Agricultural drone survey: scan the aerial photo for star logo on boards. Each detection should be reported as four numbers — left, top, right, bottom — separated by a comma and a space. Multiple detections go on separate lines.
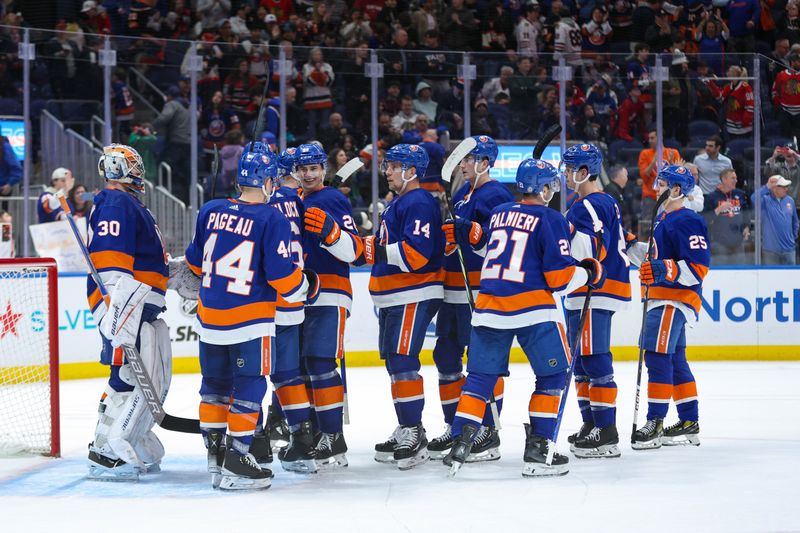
0, 301, 23, 340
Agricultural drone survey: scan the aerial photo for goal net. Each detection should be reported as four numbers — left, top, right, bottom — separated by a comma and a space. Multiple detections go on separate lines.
0, 258, 60, 457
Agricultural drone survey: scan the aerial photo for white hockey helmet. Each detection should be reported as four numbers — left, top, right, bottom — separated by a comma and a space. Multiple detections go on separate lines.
99, 144, 146, 193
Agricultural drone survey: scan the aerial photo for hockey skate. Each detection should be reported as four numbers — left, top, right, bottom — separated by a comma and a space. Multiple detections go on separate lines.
250, 428, 274, 468
427, 424, 454, 460
374, 426, 401, 464
218, 448, 273, 491
521, 424, 569, 477
266, 404, 290, 451
662, 420, 700, 446
567, 421, 595, 452
443, 424, 478, 478
314, 432, 348, 470
394, 423, 429, 471
87, 444, 140, 482
279, 420, 318, 473
466, 426, 501, 463
631, 418, 664, 450
205, 431, 226, 474
573, 425, 622, 458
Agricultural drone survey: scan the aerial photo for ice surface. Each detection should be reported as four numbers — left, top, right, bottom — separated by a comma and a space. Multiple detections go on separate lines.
1, 362, 798, 533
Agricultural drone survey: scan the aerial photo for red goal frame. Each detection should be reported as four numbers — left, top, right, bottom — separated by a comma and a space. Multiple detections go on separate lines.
0, 258, 60, 457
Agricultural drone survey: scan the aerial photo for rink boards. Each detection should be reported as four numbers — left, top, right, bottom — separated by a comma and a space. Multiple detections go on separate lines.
1, 267, 799, 380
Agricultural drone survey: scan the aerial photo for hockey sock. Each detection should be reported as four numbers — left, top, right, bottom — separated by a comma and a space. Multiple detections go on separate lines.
437, 372, 465, 424
672, 344, 699, 421
300, 358, 317, 430
199, 376, 233, 441
271, 369, 312, 430
582, 352, 617, 428
573, 355, 592, 424
452, 372, 497, 437
228, 375, 268, 455
306, 357, 344, 434
386, 353, 425, 426
270, 390, 285, 419
529, 372, 566, 439
481, 376, 504, 426
644, 350, 673, 420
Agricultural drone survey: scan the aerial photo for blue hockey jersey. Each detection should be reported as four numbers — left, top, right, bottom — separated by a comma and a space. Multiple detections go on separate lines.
86, 188, 168, 321
369, 187, 445, 308
270, 186, 305, 325
301, 186, 360, 310
647, 207, 711, 321
445, 180, 514, 304
566, 191, 632, 312
185, 198, 305, 344
473, 201, 579, 329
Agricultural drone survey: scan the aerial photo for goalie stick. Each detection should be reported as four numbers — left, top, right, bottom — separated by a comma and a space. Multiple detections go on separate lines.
441, 136, 501, 430
57, 192, 201, 434
630, 189, 671, 444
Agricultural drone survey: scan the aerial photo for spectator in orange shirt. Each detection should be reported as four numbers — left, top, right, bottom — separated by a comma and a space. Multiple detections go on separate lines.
637, 128, 681, 236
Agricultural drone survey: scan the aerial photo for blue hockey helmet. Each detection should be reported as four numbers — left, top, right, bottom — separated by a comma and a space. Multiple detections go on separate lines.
384, 143, 429, 178
242, 140, 271, 156
516, 158, 561, 196
657, 164, 695, 196
237, 150, 277, 189
470, 135, 499, 167
562, 143, 603, 177
278, 147, 298, 179
294, 143, 327, 168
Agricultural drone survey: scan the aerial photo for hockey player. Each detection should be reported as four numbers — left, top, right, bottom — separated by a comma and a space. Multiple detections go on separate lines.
184, 149, 320, 490
561, 144, 630, 458
442, 158, 605, 477
631, 165, 710, 449
86, 145, 171, 481
363, 144, 445, 470
297, 143, 362, 469
429, 135, 513, 461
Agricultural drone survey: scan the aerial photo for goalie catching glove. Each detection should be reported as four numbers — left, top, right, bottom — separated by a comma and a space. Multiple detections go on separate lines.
442, 218, 487, 249
304, 207, 341, 246
99, 276, 151, 348
640, 259, 678, 285
167, 255, 200, 300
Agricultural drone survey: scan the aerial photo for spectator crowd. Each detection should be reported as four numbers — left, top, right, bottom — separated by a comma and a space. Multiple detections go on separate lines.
0, 0, 798, 263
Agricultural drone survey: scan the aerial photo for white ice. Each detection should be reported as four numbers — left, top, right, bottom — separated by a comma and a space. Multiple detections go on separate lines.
1, 362, 798, 533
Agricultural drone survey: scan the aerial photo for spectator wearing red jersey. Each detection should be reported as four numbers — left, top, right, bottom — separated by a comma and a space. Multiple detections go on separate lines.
353, 0, 385, 22
706, 65, 754, 139
614, 86, 645, 142
772, 53, 800, 139
224, 58, 260, 116
302, 47, 335, 138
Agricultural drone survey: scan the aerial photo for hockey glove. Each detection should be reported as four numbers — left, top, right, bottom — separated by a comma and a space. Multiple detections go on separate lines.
624, 232, 638, 252
302, 268, 320, 305
167, 256, 200, 300
443, 218, 487, 250
362, 235, 387, 265
304, 207, 341, 246
640, 259, 678, 285
579, 257, 606, 289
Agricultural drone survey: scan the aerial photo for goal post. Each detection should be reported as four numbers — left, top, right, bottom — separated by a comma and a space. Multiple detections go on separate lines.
0, 258, 60, 457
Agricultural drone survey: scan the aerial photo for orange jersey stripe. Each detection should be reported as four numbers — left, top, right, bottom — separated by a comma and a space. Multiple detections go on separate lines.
199, 402, 229, 424
91, 250, 134, 272
657, 306, 675, 353
398, 303, 417, 355
270, 267, 303, 295
133, 269, 168, 292
530, 393, 560, 415
475, 290, 555, 312
557, 322, 571, 363
401, 242, 429, 270
672, 381, 698, 401
336, 307, 346, 358
87, 286, 103, 311
544, 265, 576, 289
261, 336, 272, 375
186, 260, 201, 276
317, 273, 353, 294
369, 270, 443, 293
648, 382, 673, 400
690, 263, 709, 280
570, 278, 632, 299
197, 300, 276, 326
645, 287, 702, 313
444, 270, 481, 288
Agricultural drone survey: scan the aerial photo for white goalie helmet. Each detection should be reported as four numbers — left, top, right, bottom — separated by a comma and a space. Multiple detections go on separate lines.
99, 144, 146, 193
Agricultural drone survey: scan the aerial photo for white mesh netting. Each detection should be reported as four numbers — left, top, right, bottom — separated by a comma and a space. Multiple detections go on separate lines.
0, 264, 54, 456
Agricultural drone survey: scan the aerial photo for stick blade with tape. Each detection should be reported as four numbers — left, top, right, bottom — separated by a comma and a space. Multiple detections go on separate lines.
332, 157, 364, 188
442, 137, 478, 185
533, 124, 562, 159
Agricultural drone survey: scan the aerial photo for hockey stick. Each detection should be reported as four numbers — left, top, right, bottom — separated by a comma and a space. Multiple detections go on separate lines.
545, 199, 603, 467
248, 79, 272, 152
630, 189, 671, 444
441, 137, 501, 429
57, 192, 201, 434
330, 157, 364, 189
209, 144, 220, 199
533, 124, 562, 160
340, 354, 350, 425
